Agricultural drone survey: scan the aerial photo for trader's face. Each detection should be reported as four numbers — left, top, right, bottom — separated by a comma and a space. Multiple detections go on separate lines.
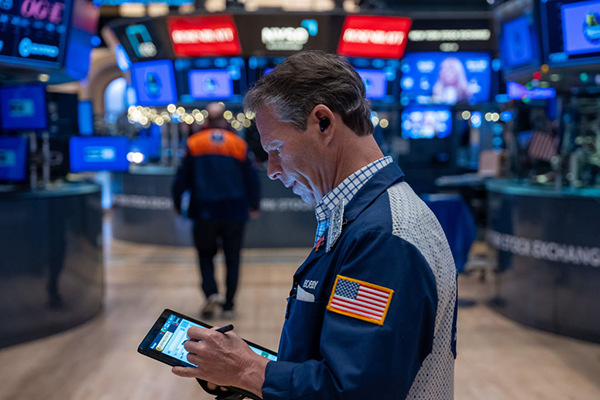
256, 108, 325, 205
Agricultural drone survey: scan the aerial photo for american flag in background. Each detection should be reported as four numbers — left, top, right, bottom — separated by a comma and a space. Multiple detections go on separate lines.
528, 131, 560, 162
327, 276, 393, 325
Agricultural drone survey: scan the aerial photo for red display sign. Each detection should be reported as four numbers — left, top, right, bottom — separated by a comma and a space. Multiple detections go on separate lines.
168, 15, 242, 57
337, 16, 412, 59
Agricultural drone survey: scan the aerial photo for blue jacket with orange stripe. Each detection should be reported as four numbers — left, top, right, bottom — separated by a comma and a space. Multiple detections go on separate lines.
172, 128, 260, 222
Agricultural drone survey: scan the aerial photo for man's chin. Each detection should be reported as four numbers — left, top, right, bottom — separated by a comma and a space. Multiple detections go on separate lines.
297, 191, 316, 206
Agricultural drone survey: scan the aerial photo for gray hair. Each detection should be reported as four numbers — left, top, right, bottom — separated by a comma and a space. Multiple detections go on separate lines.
244, 51, 373, 137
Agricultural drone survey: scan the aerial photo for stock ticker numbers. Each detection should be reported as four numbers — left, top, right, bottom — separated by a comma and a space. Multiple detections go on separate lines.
0, 0, 69, 68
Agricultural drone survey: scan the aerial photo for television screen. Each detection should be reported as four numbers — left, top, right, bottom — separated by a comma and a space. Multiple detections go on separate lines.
0, 85, 48, 131
356, 69, 387, 100
175, 57, 246, 103
501, 16, 535, 68
401, 108, 452, 139
494, 0, 541, 73
0, 136, 27, 181
562, 1, 600, 55
131, 60, 178, 106
78, 101, 94, 136
401, 52, 491, 106
69, 137, 130, 172
542, 0, 600, 66
189, 70, 234, 100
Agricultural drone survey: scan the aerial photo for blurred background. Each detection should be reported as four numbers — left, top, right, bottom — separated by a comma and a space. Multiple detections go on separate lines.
0, 0, 599, 399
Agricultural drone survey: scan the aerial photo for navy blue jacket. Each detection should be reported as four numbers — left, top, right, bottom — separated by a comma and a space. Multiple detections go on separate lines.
173, 128, 260, 222
261, 163, 457, 399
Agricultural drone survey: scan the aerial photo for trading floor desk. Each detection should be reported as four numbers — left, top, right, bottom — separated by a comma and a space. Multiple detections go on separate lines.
0, 183, 103, 348
111, 165, 315, 248
486, 180, 600, 342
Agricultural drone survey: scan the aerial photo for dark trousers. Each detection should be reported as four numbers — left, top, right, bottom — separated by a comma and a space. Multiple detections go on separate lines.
193, 220, 245, 310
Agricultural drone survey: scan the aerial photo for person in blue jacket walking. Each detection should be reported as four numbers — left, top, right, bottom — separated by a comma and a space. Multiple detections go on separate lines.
172, 51, 457, 400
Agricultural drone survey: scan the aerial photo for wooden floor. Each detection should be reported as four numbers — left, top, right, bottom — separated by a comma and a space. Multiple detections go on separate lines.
1, 238, 599, 400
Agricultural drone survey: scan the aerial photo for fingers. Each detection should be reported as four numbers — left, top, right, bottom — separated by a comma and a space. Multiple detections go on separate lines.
171, 366, 200, 378
187, 326, 211, 340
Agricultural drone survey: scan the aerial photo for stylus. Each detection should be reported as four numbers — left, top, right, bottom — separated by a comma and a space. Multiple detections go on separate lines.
215, 324, 234, 334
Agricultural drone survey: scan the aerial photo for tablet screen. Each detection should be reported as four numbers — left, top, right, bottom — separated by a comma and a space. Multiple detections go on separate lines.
149, 314, 277, 367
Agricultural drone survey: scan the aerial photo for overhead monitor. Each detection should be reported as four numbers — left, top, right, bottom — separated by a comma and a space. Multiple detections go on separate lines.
542, 0, 600, 66
494, 0, 542, 73
189, 70, 234, 100
400, 52, 491, 106
0, 0, 71, 69
355, 69, 387, 100
0, 136, 28, 182
175, 57, 246, 103
130, 59, 178, 106
69, 136, 130, 172
0, 85, 48, 131
401, 107, 452, 139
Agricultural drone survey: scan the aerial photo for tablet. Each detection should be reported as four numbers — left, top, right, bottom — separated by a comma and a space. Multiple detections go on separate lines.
138, 309, 277, 368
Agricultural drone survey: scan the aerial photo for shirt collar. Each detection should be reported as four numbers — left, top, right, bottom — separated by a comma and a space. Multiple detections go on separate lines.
314, 156, 393, 223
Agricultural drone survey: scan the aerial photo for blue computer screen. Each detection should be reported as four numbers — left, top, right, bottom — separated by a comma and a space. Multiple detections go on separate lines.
131, 60, 178, 106
78, 101, 94, 136
0, 85, 48, 131
189, 70, 234, 100
401, 108, 452, 139
562, 0, 600, 56
355, 69, 387, 100
501, 16, 535, 68
401, 52, 491, 105
0, 136, 27, 181
69, 136, 130, 172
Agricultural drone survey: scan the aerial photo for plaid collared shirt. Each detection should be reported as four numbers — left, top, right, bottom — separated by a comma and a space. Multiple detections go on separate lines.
314, 156, 393, 245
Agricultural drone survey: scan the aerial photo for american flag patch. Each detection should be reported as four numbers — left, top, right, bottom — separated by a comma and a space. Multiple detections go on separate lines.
327, 275, 393, 325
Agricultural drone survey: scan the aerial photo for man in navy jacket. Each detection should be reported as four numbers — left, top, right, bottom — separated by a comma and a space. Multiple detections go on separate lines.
173, 52, 457, 399
173, 102, 260, 318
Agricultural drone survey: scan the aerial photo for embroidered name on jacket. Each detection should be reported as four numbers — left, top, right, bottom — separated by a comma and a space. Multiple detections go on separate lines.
327, 275, 393, 325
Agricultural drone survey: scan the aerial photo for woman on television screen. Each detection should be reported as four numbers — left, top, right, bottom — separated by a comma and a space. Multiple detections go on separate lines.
432, 57, 471, 105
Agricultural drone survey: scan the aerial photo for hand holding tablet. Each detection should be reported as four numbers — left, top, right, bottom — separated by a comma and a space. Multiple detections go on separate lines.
138, 309, 276, 400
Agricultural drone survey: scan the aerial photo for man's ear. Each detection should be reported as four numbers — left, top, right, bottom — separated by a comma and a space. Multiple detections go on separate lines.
308, 105, 336, 144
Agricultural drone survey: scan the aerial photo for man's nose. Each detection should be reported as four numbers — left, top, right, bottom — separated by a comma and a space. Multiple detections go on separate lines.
267, 157, 282, 181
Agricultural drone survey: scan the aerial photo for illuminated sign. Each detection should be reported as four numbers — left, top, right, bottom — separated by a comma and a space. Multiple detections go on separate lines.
20, 0, 65, 23
126, 24, 157, 58
0, 0, 71, 68
261, 19, 317, 51
168, 15, 241, 57
337, 15, 412, 59
408, 30, 491, 42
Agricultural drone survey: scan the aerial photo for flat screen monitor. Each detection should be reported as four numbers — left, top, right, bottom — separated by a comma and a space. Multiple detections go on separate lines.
78, 101, 94, 136
175, 57, 246, 104
0, 136, 27, 182
494, 0, 542, 74
131, 60, 178, 106
501, 16, 536, 68
401, 52, 491, 106
189, 70, 234, 100
69, 136, 130, 172
0, 85, 48, 131
562, 1, 600, 55
355, 69, 387, 100
401, 108, 452, 139
542, 0, 600, 66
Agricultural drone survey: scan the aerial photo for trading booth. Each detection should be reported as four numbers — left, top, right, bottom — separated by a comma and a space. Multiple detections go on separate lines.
487, 0, 600, 342
0, 0, 102, 347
